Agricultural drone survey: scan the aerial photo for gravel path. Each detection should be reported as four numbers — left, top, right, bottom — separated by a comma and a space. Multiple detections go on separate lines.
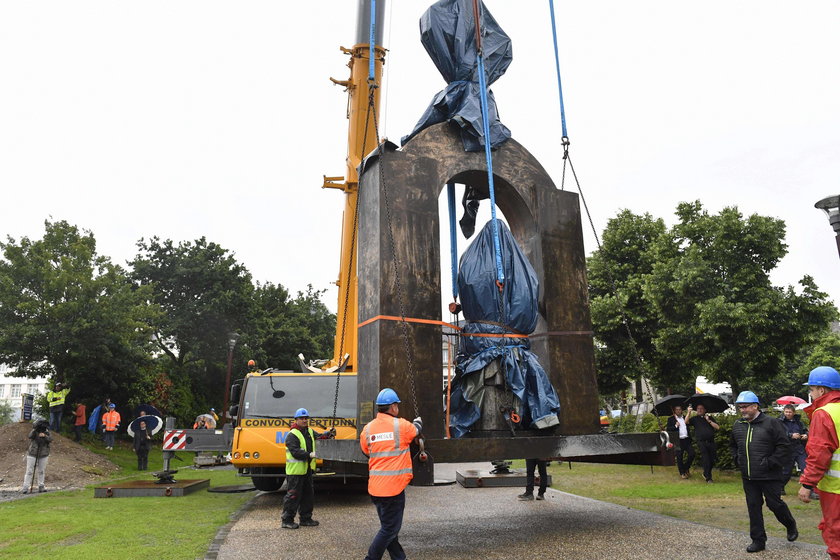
212, 463, 826, 560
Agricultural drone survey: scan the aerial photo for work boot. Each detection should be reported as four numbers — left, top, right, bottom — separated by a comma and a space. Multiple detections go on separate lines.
787, 523, 798, 542
536, 493, 545, 501
38, 485, 45, 493
299, 519, 319, 527
19, 487, 28, 494
517, 492, 534, 501
281, 521, 299, 529
746, 541, 765, 553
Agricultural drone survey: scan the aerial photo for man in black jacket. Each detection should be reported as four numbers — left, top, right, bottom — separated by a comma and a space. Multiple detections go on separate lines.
730, 391, 798, 553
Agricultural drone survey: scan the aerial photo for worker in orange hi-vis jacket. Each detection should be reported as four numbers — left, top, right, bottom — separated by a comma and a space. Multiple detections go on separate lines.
359, 388, 422, 560
101, 403, 121, 450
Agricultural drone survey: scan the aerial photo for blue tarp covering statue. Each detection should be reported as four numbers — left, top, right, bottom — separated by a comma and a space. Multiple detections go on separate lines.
401, 0, 512, 152
448, 220, 561, 438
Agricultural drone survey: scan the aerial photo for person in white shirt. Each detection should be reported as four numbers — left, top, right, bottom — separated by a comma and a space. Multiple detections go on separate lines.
666, 405, 696, 479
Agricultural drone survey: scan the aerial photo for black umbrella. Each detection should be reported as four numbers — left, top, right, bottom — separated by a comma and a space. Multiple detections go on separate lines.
684, 393, 728, 413
135, 404, 162, 417
127, 415, 163, 437
653, 395, 688, 416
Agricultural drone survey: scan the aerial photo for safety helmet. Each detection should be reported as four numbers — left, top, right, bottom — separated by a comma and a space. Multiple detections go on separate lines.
734, 391, 759, 404
247, 359, 256, 367
294, 408, 310, 418
375, 388, 401, 406
803, 366, 840, 390
108, 403, 116, 408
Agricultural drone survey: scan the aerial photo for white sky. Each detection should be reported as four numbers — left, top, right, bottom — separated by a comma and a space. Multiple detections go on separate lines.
1, 1, 838, 315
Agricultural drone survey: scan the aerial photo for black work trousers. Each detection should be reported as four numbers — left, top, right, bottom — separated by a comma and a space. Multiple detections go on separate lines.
282, 473, 314, 523
73, 424, 84, 442
136, 449, 149, 470
742, 478, 796, 543
525, 459, 548, 495
697, 439, 716, 481
675, 437, 695, 475
365, 491, 406, 560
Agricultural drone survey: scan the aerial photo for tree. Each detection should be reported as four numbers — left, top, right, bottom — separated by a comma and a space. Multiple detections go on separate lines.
131, 237, 257, 421
254, 283, 336, 370
588, 210, 670, 395
644, 201, 837, 395
0, 220, 157, 406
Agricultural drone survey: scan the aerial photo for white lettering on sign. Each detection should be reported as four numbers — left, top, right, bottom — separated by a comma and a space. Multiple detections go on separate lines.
368, 431, 394, 443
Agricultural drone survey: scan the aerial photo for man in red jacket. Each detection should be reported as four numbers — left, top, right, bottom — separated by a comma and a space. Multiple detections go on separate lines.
797, 366, 840, 560
360, 388, 422, 560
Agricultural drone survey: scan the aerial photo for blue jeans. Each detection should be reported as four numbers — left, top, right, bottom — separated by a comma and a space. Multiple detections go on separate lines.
49, 408, 63, 433
365, 491, 406, 560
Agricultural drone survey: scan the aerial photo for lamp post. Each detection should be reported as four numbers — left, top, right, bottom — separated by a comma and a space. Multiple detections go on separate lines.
815, 195, 840, 259
223, 332, 240, 425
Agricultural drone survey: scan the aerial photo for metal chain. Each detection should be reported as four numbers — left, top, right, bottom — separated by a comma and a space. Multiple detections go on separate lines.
565, 150, 659, 429
369, 92, 421, 419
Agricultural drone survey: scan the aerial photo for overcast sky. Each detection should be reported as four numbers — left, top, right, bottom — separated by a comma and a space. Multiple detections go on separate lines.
1, 1, 838, 316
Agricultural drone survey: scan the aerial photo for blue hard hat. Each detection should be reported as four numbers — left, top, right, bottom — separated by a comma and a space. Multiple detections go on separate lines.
108, 403, 116, 408
294, 408, 310, 418
375, 388, 401, 406
803, 366, 840, 390
735, 391, 759, 404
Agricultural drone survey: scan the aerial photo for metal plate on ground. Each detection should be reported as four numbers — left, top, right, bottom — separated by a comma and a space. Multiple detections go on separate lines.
207, 484, 256, 493
455, 469, 552, 488
94, 479, 209, 498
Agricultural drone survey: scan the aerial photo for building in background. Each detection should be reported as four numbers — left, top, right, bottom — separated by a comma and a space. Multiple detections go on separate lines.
0, 363, 49, 421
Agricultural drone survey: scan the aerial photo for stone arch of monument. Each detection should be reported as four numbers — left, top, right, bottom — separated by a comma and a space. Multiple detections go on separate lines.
357, 121, 600, 440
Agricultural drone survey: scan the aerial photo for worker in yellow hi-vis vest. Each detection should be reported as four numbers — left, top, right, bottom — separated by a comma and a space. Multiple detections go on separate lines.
46, 382, 70, 434
798, 367, 840, 560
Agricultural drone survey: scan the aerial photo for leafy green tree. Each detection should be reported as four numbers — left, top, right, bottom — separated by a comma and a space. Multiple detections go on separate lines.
588, 210, 685, 395
131, 237, 257, 421
0, 220, 158, 407
644, 201, 837, 395
255, 283, 336, 370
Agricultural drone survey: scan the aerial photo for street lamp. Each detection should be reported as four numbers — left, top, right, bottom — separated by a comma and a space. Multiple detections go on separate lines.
815, 195, 840, 259
223, 332, 240, 425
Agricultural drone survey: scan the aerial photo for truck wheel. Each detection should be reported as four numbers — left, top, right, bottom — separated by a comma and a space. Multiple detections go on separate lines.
252, 476, 284, 492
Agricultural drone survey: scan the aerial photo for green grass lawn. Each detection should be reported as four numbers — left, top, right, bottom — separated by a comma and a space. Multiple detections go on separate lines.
537, 461, 825, 546
0, 439, 252, 560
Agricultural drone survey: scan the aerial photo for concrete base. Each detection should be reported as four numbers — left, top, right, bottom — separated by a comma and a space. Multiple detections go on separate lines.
94, 479, 209, 498
455, 468, 552, 489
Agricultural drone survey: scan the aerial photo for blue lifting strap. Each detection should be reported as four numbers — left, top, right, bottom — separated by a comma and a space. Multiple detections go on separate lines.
548, 0, 569, 140
369, 0, 376, 83
447, 183, 459, 300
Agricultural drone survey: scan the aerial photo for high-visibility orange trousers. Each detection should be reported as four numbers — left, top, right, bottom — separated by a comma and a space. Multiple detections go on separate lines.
817, 489, 840, 560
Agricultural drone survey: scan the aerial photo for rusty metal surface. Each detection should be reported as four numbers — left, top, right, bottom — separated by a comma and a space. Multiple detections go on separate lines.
318, 432, 665, 466
357, 122, 599, 443
93, 478, 209, 498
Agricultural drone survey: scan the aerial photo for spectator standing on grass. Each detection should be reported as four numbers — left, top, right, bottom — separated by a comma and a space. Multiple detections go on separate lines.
666, 405, 695, 479
46, 382, 70, 433
72, 402, 86, 442
133, 419, 153, 471
688, 404, 719, 483
20, 419, 51, 493
730, 390, 798, 553
101, 403, 120, 450
797, 366, 840, 560
779, 404, 810, 492
518, 458, 548, 501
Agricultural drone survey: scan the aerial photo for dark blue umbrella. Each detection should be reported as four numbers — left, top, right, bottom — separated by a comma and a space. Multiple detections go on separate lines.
135, 404, 162, 417
127, 415, 162, 437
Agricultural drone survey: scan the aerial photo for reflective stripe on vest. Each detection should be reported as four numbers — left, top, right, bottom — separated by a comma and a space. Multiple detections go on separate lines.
285, 428, 316, 475
816, 402, 840, 494
364, 415, 414, 497
102, 411, 120, 431
47, 389, 69, 408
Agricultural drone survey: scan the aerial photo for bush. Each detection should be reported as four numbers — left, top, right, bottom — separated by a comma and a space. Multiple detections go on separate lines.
0, 400, 14, 426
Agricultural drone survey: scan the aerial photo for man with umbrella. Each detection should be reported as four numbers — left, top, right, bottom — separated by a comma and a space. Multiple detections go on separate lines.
665, 404, 695, 479
797, 366, 840, 559
685, 393, 726, 483
730, 390, 797, 553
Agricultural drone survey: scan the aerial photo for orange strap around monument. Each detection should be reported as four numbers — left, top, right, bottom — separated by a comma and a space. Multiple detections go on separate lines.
357, 315, 592, 338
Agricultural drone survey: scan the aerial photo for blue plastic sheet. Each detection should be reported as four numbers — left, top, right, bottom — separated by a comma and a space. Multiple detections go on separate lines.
401, 0, 512, 152
449, 221, 561, 438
